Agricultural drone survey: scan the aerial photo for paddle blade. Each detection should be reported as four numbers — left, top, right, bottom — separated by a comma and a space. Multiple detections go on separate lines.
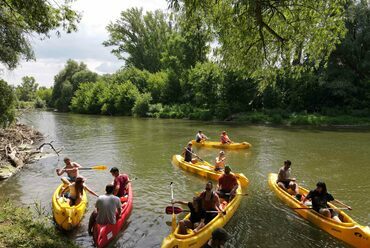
165, 206, 184, 214
90, 165, 108, 170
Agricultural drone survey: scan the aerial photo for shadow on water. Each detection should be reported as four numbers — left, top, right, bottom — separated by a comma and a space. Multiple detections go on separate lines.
0, 111, 367, 247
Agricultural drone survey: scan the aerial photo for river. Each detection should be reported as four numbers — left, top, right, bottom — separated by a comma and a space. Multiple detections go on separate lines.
0, 111, 369, 248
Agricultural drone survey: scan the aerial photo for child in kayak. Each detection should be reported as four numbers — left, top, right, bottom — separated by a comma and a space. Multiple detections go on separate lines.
215, 151, 226, 171
195, 130, 208, 143
277, 160, 299, 196
172, 197, 206, 234
59, 176, 98, 206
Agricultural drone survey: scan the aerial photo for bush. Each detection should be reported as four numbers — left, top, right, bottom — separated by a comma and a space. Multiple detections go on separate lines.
0, 79, 16, 128
132, 93, 152, 117
34, 98, 46, 108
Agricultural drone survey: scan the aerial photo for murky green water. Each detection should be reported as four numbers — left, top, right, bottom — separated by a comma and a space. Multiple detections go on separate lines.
0, 111, 369, 247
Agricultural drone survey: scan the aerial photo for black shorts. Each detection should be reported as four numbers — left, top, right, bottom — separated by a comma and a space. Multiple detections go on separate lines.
205, 212, 217, 224
278, 181, 290, 188
217, 189, 231, 200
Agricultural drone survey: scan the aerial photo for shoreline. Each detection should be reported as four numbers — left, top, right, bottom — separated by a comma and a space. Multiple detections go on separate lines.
0, 123, 43, 180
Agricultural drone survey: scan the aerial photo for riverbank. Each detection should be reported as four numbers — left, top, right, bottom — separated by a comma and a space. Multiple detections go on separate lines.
0, 123, 43, 180
0, 200, 78, 248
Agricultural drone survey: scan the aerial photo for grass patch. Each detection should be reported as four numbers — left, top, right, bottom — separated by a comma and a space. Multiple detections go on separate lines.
0, 199, 78, 248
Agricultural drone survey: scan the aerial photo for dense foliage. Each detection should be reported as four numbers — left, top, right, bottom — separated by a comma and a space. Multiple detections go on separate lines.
0, 0, 80, 69
0, 80, 16, 128
51, 60, 98, 111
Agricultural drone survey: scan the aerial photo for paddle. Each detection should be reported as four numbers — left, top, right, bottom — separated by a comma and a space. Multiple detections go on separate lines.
293, 207, 350, 210
165, 206, 220, 214
170, 182, 176, 231
64, 165, 108, 171
185, 148, 205, 162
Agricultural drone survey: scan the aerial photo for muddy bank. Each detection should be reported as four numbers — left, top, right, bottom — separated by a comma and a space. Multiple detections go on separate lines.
0, 123, 43, 180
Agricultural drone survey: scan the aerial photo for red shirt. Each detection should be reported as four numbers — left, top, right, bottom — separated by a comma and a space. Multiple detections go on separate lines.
218, 174, 237, 192
114, 174, 129, 197
220, 135, 230, 144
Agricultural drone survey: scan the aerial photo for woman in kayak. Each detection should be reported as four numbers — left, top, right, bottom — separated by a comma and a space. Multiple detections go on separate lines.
172, 197, 206, 234
215, 151, 226, 171
220, 131, 232, 144
59, 176, 98, 206
182, 142, 198, 164
302, 182, 352, 222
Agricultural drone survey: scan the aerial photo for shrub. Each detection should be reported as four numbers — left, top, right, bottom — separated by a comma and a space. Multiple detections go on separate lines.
132, 93, 152, 117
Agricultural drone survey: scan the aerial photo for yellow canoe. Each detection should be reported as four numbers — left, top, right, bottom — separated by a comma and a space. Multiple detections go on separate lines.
268, 173, 370, 248
52, 182, 88, 231
161, 180, 243, 248
191, 140, 251, 149
172, 154, 249, 188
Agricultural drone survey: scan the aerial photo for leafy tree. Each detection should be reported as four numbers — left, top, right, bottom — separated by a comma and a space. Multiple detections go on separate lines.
36, 87, 53, 107
51, 60, 98, 111
104, 8, 172, 72
15, 76, 39, 102
0, 0, 80, 69
132, 93, 152, 117
0, 79, 16, 127
169, 0, 347, 80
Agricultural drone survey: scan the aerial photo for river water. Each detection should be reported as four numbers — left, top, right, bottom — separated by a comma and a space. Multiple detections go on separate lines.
0, 111, 369, 248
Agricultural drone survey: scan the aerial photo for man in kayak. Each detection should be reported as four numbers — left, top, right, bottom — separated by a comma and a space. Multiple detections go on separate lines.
110, 167, 130, 197
182, 142, 198, 164
199, 181, 224, 224
88, 184, 122, 235
215, 151, 226, 171
172, 197, 206, 234
277, 160, 299, 196
56, 157, 82, 182
203, 228, 230, 248
302, 182, 352, 223
220, 131, 232, 144
217, 166, 238, 200
195, 130, 208, 143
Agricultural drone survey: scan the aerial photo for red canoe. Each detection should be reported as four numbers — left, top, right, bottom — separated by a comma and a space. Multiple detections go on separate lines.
93, 183, 133, 248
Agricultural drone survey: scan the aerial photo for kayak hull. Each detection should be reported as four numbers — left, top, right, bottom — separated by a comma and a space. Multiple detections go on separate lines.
191, 140, 251, 149
93, 183, 133, 248
172, 154, 249, 188
161, 181, 243, 248
52, 182, 88, 231
268, 173, 370, 248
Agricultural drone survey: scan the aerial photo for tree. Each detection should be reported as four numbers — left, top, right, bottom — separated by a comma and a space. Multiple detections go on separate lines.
169, 0, 347, 80
51, 60, 98, 111
16, 76, 38, 102
104, 8, 172, 72
0, 0, 80, 69
36, 86, 53, 108
0, 79, 16, 128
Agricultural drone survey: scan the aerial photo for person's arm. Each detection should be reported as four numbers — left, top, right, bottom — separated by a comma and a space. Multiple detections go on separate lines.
59, 184, 71, 197
193, 218, 205, 233
302, 191, 313, 204
182, 148, 186, 156
72, 162, 82, 168
214, 194, 225, 214
230, 183, 238, 195
84, 185, 99, 197
171, 200, 188, 205
56, 168, 66, 176
116, 198, 122, 217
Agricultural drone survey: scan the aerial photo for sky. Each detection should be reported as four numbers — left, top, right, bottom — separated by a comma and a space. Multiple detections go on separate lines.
1, 0, 168, 87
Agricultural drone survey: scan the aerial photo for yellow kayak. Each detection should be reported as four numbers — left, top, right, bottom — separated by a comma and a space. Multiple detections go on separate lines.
52, 182, 88, 231
172, 154, 249, 188
161, 180, 243, 248
191, 140, 251, 149
268, 173, 370, 248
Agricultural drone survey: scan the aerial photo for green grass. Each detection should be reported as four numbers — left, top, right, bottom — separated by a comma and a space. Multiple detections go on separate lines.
0, 200, 79, 248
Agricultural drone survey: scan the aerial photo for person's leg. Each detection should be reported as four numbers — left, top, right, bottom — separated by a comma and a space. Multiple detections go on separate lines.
192, 158, 198, 164
288, 182, 298, 195
88, 209, 98, 235
277, 182, 288, 191
330, 210, 342, 223
179, 220, 192, 234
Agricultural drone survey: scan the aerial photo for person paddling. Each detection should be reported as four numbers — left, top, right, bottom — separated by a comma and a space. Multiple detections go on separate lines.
217, 166, 238, 200
277, 160, 299, 196
88, 184, 122, 235
195, 130, 209, 143
182, 142, 198, 164
302, 182, 352, 223
59, 176, 98, 206
215, 151, 226, 171
199, 181, 224, 224
56, 157, 82, 182
220, 131, 232, 144
110, 167, 130, 198
172, 197, 206, 234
